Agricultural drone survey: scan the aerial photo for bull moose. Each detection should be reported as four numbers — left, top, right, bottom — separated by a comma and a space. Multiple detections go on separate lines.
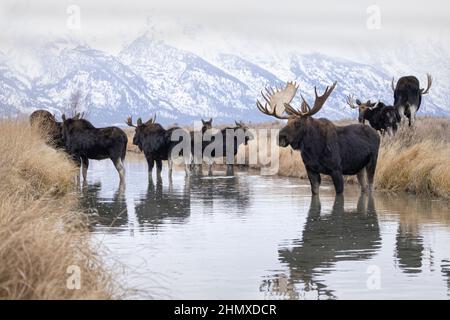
61, 114, 128, 184
257, 81, 380, 195
29, 110, 64, 148
126, 115, 182, 180
391, 74, 432, 126
346, 96, 401, 136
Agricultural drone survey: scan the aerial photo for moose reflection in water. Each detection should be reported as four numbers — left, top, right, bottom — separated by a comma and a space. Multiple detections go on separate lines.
188, 175, 251, 215
261, 194, 381, 299
135, 177, 191, 228
395, 224, 424, 274
80, 183, 128, 229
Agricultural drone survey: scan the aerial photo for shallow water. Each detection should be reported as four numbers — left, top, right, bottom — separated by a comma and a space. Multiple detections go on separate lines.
80, 159, 450, 299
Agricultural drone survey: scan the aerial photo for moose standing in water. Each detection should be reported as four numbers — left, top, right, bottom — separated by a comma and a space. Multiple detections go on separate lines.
126, 115, 182, 180
202, 120, 254, 176
61, 114, 128, 184
257, 81, 380, 195
391, 74, 432, 126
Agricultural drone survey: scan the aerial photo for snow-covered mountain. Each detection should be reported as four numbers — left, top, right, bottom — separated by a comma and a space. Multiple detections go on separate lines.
0, 35, 448, 125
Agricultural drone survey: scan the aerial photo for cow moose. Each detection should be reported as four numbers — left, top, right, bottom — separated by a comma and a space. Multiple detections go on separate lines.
257, 81, 380, 195
29, 110, 65, 148
61, 114, 128, 184
391, 74, 432, 126
189, 118, 213, 174
346, 95, 401, 136
126, 115, 182, 180
202, 120, 254, 175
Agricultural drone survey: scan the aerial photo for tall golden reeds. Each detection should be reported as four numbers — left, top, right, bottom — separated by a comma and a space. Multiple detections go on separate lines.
0, 120, 119, 299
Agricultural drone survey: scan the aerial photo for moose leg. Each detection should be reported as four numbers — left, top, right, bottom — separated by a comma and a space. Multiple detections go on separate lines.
185, 153, 193, 176
156, 160, 163, 179
226, 164, 234, 176
306, 169, 321, 195
146, 155, 155, 181
72, 155, 82, 185
81, 157, 89, 183
366, 159, 377, 192
168, 157, 173, 178
330, 170, 344, 194
113, 158, 126, 184
204, 156, 213, 176
357, 169, 368, 193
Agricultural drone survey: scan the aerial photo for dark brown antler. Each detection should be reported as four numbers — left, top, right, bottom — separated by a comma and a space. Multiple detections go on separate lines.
284, 82, 337, 117
256, 81, 299, 119
146, 114, 156, 125
421, 73, 432, 94
125, 116, 136, 127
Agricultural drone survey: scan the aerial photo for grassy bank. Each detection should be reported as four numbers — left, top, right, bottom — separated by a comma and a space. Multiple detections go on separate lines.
246, 117, 450, 200
0, 121, 117, 299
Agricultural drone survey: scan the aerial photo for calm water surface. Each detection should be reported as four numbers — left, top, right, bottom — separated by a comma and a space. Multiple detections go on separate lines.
80, 159, 450, 299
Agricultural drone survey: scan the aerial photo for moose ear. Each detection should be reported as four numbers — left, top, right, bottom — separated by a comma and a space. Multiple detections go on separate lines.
356, 99, 362, 106
201, 119, 205, 124
208, 118, 212, 123
137, 118, 143, 126
62, 114, 66, 122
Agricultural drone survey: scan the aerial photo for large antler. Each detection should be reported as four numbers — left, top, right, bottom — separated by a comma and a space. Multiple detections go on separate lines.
284, 82, 337, 117
256, 81, 299, 119
346, 95, 359, 109
421, 73, 432, 94
125, 116, 136, 127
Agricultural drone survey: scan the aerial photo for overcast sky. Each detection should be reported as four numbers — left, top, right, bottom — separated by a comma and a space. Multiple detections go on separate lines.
1, 0, 449, 58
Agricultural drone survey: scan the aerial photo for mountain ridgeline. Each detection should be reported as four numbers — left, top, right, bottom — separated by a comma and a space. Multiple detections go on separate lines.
0, 36, 448, 126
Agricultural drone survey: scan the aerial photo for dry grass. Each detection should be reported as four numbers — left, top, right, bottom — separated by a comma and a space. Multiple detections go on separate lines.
246, 117, 450, 199
376, 118, 450, 199
0, 120, 118, 299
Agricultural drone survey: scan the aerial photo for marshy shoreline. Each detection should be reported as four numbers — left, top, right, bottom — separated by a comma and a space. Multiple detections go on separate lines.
0, 120, 120, 299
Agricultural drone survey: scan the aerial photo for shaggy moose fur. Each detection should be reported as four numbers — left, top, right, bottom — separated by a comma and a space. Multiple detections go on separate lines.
278, 117, 380, 194
392, 74, 432, 126
127, 116, 182, 179
357, 101, 401, 135
257, 81, 381, 195
203, 121, 254, 175
61, 115, 128, 184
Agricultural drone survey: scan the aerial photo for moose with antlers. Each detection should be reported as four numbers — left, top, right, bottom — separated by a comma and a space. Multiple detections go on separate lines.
346, 96, 401, 136
126, 115, 183, 180
391, 74, 432, 126
257, 81, 380, 195
203, 120, 254, 176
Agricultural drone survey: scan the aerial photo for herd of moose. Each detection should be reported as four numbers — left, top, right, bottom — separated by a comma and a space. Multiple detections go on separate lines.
29, 74, 432, 195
